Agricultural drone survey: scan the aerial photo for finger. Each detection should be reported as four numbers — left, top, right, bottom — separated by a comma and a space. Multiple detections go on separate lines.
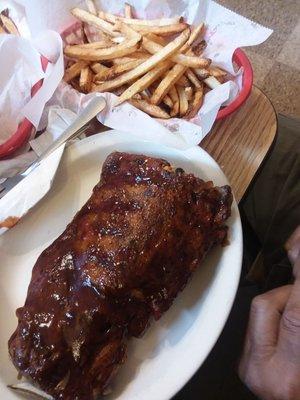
285, 225, 300, 265
278, 278, 300, 363
239, 286, 292, 381
248, 286, 292, 350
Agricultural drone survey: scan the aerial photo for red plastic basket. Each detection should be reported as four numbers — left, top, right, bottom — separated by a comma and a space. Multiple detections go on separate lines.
0, 42, 252, 159
216, 48, 253, 120
0, 56, 49, 159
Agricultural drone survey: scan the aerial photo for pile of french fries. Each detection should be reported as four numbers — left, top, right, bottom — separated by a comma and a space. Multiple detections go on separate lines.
63, 1, 228, 119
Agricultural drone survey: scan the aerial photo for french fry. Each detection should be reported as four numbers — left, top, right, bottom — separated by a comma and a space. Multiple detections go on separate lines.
94, 28, 190, 92
148, 22, 202, 61
186, 22, 204, 46
114, 61, 171, 104
150, 46, 201, 105
173, 53, 210, 68
192, 39, 207, 56
71, 8, 119, 37
79, 66, 93, 92
204, 75, 221, 89
111, 53, 149, 65
0, 14, 19, 35
0, 26, 5, 33
151, 62, 186, 105
113, 59, 147, 75
177, 75, 190, 87
185, 86, 203, 119
128, 50, 150, 56
209, 66, 227, 78
125, 3, 133, 19
111, 56, 139, 65
177, 85, 189, 116
99, 11, 182, 26
185, 86, 193, 101
122, 15, 183, 27
85, 0, 97, 15
94, 67, 112, 81
193, 68, 210, 79
130, 99, 170, 119
64, 37, 141, 61
112, 58, 146, 74
145, 33, 167, 46
142, 36, 211, 68
64, 60, 89, 82
162, 94, 173, 108
169, 86, 180, 117
132, 23, 188, 36
115, 22, 142, 41
91, 62, 109, 74
146, 22, 203, 54
185, 68, 202, 88
92, 83, 128, 95
70, 40, 114, 49
96, 59, 145, 81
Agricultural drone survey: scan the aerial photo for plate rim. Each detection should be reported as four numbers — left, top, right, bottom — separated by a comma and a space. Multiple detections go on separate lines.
1, 131, 243, 400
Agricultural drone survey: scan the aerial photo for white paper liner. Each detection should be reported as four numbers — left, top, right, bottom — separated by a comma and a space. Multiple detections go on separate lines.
0, 0, 272, 234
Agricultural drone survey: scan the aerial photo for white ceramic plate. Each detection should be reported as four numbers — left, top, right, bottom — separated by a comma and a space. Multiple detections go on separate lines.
0, 131, 242, 400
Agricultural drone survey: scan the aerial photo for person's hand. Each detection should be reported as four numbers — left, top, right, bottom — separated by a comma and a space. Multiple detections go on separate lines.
239, 227, 300, 400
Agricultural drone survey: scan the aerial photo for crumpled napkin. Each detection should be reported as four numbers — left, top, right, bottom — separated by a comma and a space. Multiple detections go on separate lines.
0, 0, 64, 179
0, 34, 43, 144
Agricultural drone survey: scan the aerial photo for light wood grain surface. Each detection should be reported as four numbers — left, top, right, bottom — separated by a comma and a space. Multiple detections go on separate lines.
201, 86, 277, 202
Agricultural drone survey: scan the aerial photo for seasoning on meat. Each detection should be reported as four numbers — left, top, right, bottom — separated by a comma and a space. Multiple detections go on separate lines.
9, 152, 232, 400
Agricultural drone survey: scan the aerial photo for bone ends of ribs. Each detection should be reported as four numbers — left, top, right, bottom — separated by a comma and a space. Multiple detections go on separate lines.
8, 152, 232, 400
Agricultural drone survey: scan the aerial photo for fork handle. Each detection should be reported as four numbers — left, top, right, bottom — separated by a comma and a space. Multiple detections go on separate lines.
38, 96, 106, 162
23, 96, 106, 176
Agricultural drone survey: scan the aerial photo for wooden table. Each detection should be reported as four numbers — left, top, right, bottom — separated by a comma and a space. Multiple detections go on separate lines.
202, 86, 277, 202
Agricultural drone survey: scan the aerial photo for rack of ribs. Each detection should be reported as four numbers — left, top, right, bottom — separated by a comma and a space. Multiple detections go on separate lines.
8, 152, 232, 400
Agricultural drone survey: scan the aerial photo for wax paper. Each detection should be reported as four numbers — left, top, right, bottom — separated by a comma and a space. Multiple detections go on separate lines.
0, 0, 273, 234
19, 0, 272, 147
